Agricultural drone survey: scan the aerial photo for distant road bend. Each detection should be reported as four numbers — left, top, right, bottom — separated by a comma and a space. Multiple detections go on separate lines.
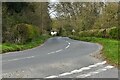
2, 37, 118, 78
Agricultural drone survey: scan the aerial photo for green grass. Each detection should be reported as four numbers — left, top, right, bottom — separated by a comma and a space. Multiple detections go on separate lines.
71, 36, 119, 67
1, 35, 50, 54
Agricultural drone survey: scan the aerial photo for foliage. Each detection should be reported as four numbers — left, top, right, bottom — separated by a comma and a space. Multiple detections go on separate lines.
109, 27, 120, 39
78, 27, 119, 40
1, 35, 50, 53
51, 2, 118, 37
2, 2, 51, 44
13, 23, 40, 44
93, 3, 118, 29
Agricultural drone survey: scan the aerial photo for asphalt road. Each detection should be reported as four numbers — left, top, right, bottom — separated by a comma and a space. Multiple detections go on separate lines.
2, 37, 118, 78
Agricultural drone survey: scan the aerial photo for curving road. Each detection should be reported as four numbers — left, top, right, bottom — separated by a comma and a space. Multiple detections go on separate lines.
2, 37, 118, 78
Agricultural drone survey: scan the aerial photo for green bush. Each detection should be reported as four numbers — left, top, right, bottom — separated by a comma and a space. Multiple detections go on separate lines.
78, 27, 119, 40
79, 31, 90, 37
13, 23, 40, 44
2, 35, 50, 53
109, 27, 119, 39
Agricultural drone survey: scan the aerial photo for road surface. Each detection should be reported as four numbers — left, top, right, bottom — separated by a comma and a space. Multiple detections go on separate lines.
2, 37, 118, 78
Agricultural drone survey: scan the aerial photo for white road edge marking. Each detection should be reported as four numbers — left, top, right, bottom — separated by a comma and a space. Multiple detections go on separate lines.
77, 65, 114, 78
46, 75, 58, 78
45, 61, 108, 78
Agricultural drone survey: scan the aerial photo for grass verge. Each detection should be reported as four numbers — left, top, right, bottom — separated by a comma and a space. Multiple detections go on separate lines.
71, 36, 119, 68
1, 35, 50, 54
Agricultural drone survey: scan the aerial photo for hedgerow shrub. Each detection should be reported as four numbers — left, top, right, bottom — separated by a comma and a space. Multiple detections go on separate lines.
109, 27, 119, 39
78, 27, 119, 40
13, 23, 40, 44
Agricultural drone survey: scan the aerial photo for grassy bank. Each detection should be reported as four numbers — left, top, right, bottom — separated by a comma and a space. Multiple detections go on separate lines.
1, 35, 50, 54
71, 37, 119, 67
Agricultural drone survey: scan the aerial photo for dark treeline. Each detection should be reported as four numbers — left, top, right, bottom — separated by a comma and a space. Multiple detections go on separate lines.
2, 2, 51, 44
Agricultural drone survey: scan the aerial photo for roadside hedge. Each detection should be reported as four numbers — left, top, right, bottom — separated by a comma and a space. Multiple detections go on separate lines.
13, 23, 40, 44
78, 27, 119, 40
109, 27, 119, 39
1, 35, 50, 53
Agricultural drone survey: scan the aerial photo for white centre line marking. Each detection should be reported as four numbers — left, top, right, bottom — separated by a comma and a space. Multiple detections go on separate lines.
3, 56, 35, 62
65, 45, 70, 49
56, 49, 63, 53
48, 51, 56, 54
48, 40, 70, 55
65, 41, 70, 49
68, 43, 70, 45
4, 40, 70, 62
48, 49, 63, 54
